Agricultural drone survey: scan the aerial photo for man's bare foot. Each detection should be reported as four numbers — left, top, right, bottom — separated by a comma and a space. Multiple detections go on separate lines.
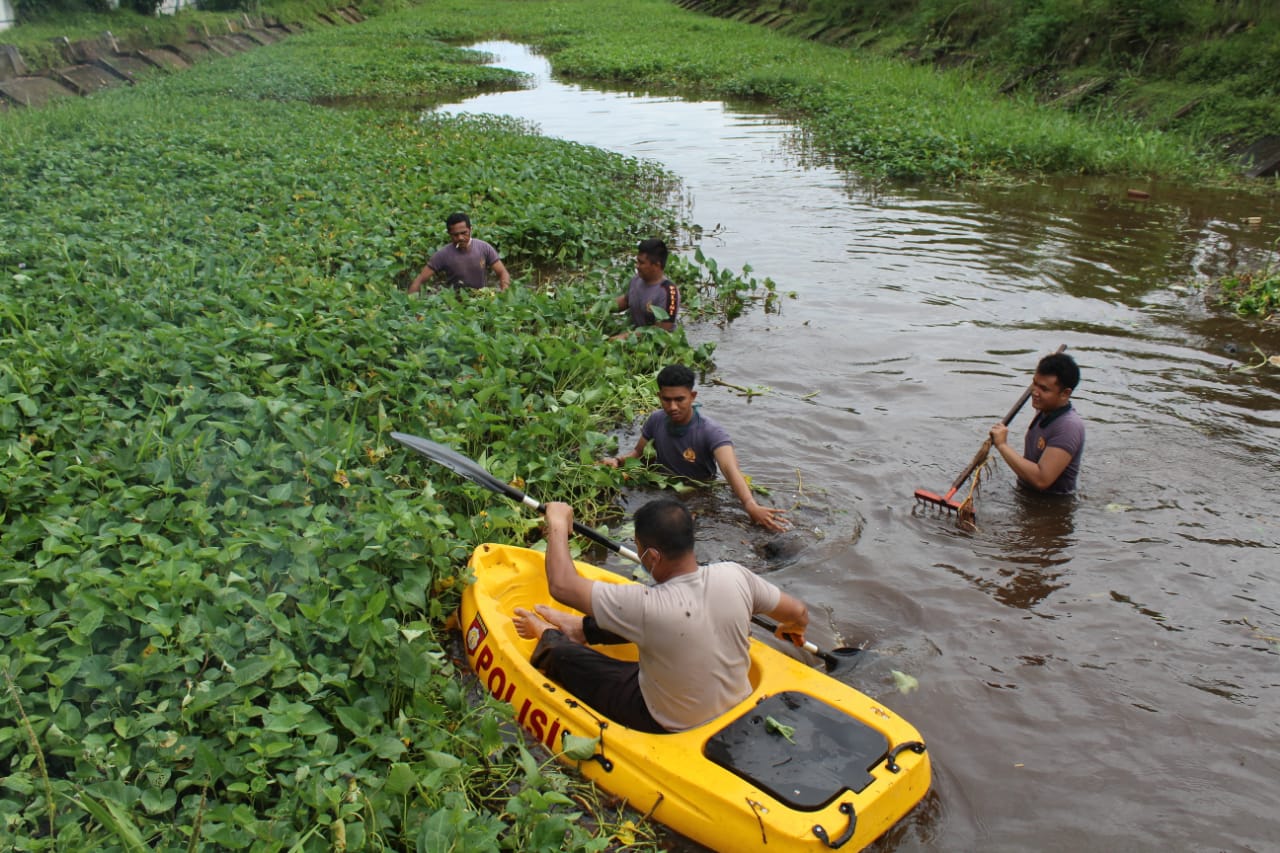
513, 607, 555, 641
535, 604, 587, 644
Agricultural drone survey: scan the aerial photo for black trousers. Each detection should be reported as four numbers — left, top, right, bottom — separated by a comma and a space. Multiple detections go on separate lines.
582, 615, 625, 645
530, 628, 666, 734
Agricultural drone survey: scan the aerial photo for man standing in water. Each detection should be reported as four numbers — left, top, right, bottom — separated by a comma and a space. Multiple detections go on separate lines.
408, 212, 511, 293
601, 364, 790, 532
611, 237, 679, 337
989, 351, 1085, 494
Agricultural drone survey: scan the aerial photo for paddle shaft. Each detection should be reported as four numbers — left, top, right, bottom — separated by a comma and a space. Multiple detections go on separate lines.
939, 344, 1068, 501
511, 489, 644, 564
390, 432, 835, 667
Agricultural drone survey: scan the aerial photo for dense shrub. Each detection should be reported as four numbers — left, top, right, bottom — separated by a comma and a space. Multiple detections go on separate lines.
16, 0, 114, 22
16, 0, 165, 21
197, 0, 258, 10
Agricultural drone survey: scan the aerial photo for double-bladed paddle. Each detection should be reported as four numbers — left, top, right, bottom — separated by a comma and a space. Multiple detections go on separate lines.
390, 431, 860, 673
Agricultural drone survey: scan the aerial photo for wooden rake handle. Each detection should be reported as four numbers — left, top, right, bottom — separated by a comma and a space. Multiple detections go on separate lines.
941, 344, 1068, 498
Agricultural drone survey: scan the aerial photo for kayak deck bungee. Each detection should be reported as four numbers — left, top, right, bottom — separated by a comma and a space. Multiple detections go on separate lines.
460, 543, 932, 851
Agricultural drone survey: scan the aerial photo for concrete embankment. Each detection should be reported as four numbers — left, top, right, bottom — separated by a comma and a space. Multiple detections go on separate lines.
0, 5, 364, 110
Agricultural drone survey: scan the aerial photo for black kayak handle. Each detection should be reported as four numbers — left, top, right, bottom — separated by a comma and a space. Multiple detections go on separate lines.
885, 740, 928, 773
812, 801, 856, 848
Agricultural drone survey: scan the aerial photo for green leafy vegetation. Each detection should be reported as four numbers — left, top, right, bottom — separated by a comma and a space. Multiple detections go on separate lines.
720, 0, 1280, 157
1218, 264, 1280, 318
158, 22, 525, 103
398, 0, 1226, 181
763, 716, 795, 744
7, 0, 1269, 180
0, 14, 773, 849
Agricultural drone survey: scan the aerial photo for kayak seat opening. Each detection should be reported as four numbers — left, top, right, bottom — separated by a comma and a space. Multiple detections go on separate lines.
704, 691, 891, 811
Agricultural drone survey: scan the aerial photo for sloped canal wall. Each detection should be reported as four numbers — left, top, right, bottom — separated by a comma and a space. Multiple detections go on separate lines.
0, 5, 365, 110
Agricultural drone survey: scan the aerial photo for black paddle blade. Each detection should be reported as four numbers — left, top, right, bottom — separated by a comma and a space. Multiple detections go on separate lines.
818, 647, 865, 675
390, 432, 637, 561
752, 615, 863, 675
390, 432, 520, 500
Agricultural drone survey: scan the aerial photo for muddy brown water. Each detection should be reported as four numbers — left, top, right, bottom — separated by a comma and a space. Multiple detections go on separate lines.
436, 42, 1280, 852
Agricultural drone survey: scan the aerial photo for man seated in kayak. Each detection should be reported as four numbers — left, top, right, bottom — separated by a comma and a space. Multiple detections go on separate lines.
513, 499, 810, 733
989, 351, 1085, 494
600, 364, 790, 533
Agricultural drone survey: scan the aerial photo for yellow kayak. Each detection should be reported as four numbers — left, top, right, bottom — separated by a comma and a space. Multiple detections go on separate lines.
460, 543, 932, 851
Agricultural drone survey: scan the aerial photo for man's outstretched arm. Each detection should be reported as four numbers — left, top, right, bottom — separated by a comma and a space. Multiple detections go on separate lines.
764, 590, 809, 647
714, 445, 790, 533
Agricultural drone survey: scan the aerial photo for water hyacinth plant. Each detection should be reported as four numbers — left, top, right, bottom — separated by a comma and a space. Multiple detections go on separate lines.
1219, 266, 1280, 318
0, 15, 764, 851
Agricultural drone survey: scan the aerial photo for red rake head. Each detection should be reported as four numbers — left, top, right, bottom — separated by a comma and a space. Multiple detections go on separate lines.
914, 488, 962, 513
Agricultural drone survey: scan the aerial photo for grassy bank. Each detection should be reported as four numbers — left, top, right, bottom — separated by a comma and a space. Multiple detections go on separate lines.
5, 0, 1252, 182
714, 0, 1280, 160
0, 9, 778, 848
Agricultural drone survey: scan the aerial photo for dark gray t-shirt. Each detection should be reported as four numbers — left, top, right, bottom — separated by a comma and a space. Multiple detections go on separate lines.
1024, 404, 1085, 494
641, 408, 732, 480
626, 275, 680, 328
427, 238, 501, 289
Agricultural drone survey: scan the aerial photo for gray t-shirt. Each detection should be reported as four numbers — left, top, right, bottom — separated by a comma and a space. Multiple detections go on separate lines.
641, 409, 732, 481
591, 562, 782, 731
1024, 404, 1085, 494
427, 238, 501, 289
625, 274, 680, 328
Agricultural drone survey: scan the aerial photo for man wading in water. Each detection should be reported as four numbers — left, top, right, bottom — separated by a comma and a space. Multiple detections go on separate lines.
601, 364, 790, 532
610, 237, 679, 339
989, 351, 1085, 494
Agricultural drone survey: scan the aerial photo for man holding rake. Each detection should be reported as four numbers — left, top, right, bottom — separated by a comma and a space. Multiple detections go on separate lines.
989, 351, 1085, 495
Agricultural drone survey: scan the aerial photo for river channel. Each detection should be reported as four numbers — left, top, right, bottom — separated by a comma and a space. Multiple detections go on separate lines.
436, 42, 1279, 852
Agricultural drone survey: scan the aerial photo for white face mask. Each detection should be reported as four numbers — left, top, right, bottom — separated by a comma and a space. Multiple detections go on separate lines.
640, 547, 660, 573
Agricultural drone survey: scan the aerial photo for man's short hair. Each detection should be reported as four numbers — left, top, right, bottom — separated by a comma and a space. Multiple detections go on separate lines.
656, 364, 695, 391
445, 212, 471, 230
635, 498, 695, 558
1037, 352, 1080, 392
637, 238, 668, 268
